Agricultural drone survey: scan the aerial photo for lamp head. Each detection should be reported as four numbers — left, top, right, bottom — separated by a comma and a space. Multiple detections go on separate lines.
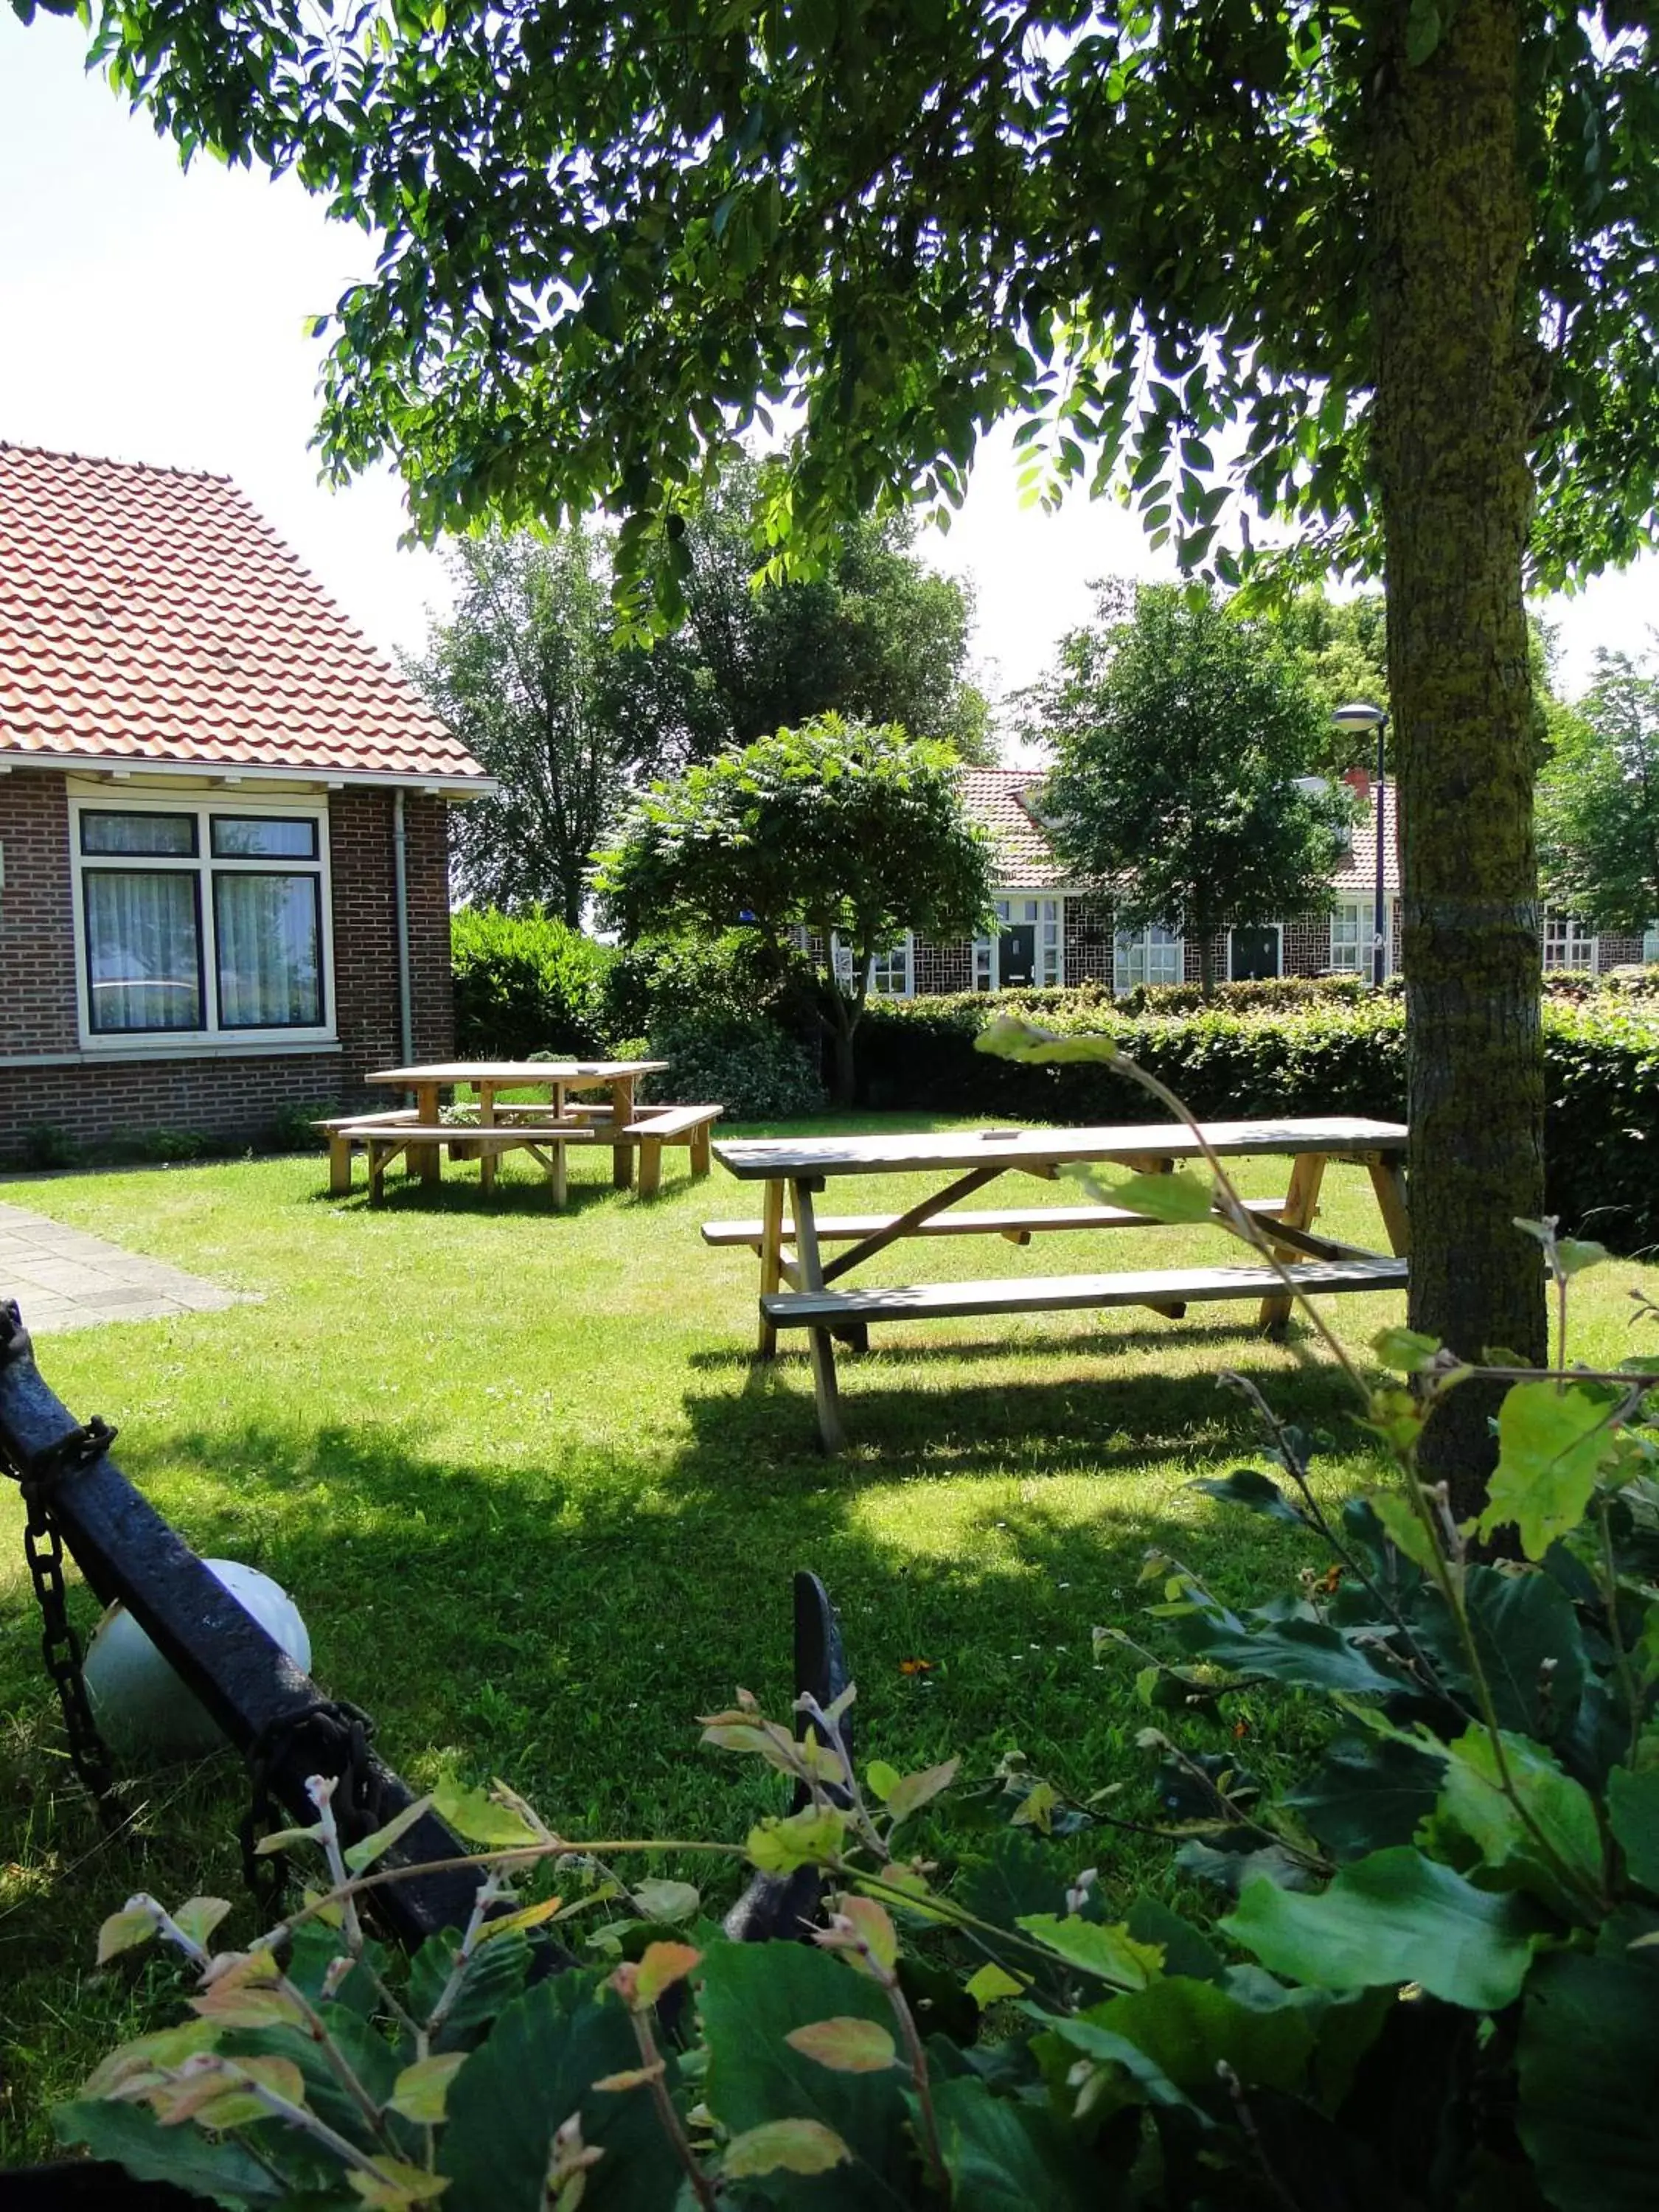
1330, 700, 1388, 734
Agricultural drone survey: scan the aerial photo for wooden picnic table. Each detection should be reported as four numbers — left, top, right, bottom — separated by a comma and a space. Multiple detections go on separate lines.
365, 1060, 668, 1192
709, 1116, 1411, 1450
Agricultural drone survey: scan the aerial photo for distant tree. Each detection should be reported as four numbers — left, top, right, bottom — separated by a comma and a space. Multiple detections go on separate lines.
1538, 644, 1659, 938
596, 717, 993, 1102
406, 526, 667, 925
641, 459, 995, 765
1040, 585, 1352, 997
1275, 591, 1392, 772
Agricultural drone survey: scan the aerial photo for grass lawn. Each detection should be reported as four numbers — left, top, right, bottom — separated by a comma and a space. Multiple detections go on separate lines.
1, 1115, 1652, 2159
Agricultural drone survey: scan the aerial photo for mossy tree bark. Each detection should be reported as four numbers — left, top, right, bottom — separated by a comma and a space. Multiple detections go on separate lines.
1371, 0, 1548, 1514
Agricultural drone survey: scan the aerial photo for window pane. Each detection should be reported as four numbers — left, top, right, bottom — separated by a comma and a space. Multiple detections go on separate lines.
214, 874, 323, 1027
211, 815, 319, 860
80, 810, 196, 857
84, 871, 201, 1031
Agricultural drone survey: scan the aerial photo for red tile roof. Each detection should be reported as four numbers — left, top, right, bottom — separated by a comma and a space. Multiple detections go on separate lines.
0, 443, 486, 787
961, 763, 1399, 897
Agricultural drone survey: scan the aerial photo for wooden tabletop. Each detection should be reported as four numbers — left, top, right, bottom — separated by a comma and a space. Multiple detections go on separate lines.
713, 1116, 1409, 1181
366, 1060, 668, 1085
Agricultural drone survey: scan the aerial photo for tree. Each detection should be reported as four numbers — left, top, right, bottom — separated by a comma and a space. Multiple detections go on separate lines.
642, 457, 995, 764
1275, 591, 1392, 776
1538, 643, 1659, 936
595, 717, 992, 1102
1039, 585, 1352, 995
406, 526, 664, 925
54, 0, 1659, 1504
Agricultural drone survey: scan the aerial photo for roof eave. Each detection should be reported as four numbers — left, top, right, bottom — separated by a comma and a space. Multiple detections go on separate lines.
0, 747, 495, 800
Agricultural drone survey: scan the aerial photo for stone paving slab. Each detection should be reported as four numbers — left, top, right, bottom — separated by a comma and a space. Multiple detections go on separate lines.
0, 1203, 256, 1333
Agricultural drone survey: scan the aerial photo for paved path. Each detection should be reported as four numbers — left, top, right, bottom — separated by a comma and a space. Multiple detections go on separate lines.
0, 1203, 253, 1333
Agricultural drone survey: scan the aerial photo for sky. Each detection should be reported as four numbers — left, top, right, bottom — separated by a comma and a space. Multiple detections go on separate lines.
1, 12, 1654, 722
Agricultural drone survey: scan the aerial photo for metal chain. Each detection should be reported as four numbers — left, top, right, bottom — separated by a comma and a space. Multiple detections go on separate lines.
16, 1421, 122, 1820
240, 1698, 387, 1919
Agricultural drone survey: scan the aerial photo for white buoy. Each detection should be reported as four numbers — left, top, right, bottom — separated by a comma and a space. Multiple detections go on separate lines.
83, 1559, 312, 1761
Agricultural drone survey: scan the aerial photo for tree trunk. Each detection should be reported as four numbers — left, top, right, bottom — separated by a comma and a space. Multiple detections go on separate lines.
1371, 0, 1548, 1516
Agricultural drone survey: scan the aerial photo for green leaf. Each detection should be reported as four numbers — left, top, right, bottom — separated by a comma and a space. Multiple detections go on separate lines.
1434, 1727, 1604, 1919
410, 1926, 533, 2053
784, 2017, 900, 2073
430, 1775, 541, 1850
1405, 0, 1443, 66
746, 1804, 848, 1874
344, 1795, 435, 1874
1478, 1382, 1618, 1559
440, 1970, 681, 2212
1015, 1914, 1164, 1989
1104, 1170, 1214, 1223
629, 1877, 701, 1924
884, 1756, 959, 1826
1368, 1490, 1441, 1573
723, 2118, 849, 2178
1371, 1325, 1443, 1373
1556, 1237, 1609, 1277
97, 1905, 159, 1964
1609, 1766, 1659, 1893
1188, 1467, 1309, 1525
1285, 1735, 1444, 1860
1224, 1847, 1540, 2009
965, 1962, 1026, 2005
1413, 1565, 1588, 1737
1077, 1975, 1318, 2096
387, 2051, 467, 2125
1171, 1610, 1406, 1695
170, 1897, 232, 1952
1517, 1952, 1659, 2212
930, 2073, 1102, 2208
865, 1760, 901, 1804
54, 2098, 286, 2200
698, 1941, 909, 2208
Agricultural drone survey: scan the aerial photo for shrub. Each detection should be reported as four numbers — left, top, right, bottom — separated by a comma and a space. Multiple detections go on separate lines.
857, 987, 1659, 1250
101, 1127, 215, 1165
18, 1123, 80, 1171
601, 928, 813, 1042
451, 906, 614, 1058
264, 1101, 348, 1153
643, 1012, 827, 1120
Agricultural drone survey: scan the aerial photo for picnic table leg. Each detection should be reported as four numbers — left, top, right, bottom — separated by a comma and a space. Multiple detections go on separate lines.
550, 1138, 568, 1211
477, 1082, 496, 1196
1366, 1156, 1412, 1256
691, 1121, 713, 1177
414, 1082, 442, 1186
790, 1179, 846, 1453
638, 1138, 664, 1199
757, 1178, 785, 1358
611, 1077, 636, 1189
1258, 1152, 1327, 1335
328, 1131, 352, 1197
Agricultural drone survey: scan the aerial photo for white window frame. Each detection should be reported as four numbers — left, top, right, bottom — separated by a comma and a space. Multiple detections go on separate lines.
1644, 922, 1659, 966
1113, 922, 1183, 995
867, 933, 914, 998
972, 894, 1065, 991
1227, 922, 1284, 982
69, 782, 336, 1053
1542, 910, 1598, 975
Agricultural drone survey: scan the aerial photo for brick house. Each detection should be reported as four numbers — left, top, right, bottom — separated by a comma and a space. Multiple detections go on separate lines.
0, 444, 489, 1162
871, 765, 1649, 999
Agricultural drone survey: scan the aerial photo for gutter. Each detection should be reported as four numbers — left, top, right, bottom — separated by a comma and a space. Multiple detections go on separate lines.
392, 788, 415, 1065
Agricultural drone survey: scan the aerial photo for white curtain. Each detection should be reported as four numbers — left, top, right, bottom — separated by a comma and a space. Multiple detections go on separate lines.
84, 871, 201, 1031
214, 874, 321, 1026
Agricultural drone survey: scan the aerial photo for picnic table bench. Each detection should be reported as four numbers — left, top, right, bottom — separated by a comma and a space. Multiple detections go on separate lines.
708, 1116, 1411, 1450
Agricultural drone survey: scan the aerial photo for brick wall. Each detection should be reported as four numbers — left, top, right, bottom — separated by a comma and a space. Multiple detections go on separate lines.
0, 773, 456, 1161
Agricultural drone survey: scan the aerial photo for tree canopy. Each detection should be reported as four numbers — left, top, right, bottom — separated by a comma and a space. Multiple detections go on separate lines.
643, 456, 993, 762
41, 0, 1659, 1493
1538, 644, 1659, 938
1040, 583, 1353, 993
595, 716, 992, 1099
406, 525, 667, 924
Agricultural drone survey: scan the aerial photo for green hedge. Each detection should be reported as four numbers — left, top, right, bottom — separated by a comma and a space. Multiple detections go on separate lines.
451, 908, 616, 1057
856, 988, 1659, 1251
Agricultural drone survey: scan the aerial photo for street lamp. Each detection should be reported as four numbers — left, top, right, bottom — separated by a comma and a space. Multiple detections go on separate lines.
1330, 699, 1391, 990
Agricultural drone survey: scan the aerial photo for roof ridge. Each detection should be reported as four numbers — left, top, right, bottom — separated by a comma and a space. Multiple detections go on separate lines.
0, 439, 232, 485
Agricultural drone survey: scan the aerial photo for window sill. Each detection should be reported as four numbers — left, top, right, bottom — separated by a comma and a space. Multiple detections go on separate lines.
1, 1039, 343, 1070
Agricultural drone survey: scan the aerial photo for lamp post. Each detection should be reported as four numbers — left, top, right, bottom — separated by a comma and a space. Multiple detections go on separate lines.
1331, 700, 1391, 989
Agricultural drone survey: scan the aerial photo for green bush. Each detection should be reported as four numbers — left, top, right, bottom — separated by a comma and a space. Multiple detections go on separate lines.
451, 907, 615, 1058
601, 928, 814, 1042
857, 987, 1659, 1250
643, 1012, 827, 1120
265, 1101, 349, 1153
18, 1123, 80, 1170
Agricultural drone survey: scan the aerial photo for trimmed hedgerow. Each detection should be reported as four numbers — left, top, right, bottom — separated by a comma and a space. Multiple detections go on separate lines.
451, 907, 616, 1057
856, 987, 1659, 1251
